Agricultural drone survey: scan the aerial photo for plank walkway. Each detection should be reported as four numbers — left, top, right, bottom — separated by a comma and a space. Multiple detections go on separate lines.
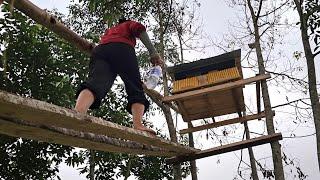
0, 118, 178, 156
0, 90, 198, 155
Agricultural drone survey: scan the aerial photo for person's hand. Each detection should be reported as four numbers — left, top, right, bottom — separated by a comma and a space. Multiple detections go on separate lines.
150, 53, 164, 66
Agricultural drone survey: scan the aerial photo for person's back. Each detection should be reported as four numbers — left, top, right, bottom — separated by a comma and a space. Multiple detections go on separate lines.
100, 20, 146, 48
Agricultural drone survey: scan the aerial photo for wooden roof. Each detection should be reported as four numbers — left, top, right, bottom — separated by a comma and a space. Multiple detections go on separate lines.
167, 49, 241, 80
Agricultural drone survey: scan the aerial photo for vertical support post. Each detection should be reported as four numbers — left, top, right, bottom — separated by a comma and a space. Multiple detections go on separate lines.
188, 122, 198, 180
256, 75, 261, 119
243, 111, 259, 180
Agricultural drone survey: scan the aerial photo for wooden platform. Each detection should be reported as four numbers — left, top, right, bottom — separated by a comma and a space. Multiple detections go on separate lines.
166, 133, 282, 164
163, 74, 271, 121
0, 118, 179, 157
0, 90, 199, 155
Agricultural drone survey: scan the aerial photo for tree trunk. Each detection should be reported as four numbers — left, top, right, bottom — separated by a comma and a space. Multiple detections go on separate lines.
247, 0, 285, 179
176, 23, 198, 180
294, 0, 320, 171
156, 1, 182, 179
89, 150, 95, 180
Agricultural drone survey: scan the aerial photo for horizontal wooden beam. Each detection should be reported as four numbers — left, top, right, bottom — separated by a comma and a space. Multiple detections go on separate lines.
0, 117, 179, 157
163, 74, 271, 103
0, 90, 198, 154
179, 112, 269, 134
166, 133, 282, 164
5, 0, 94, 55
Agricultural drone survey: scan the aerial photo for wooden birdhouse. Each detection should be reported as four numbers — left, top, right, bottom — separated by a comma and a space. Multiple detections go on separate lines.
165, 49, 246, 121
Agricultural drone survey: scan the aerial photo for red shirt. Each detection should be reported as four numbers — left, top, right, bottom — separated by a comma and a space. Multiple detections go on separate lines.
99, 20, 146, 47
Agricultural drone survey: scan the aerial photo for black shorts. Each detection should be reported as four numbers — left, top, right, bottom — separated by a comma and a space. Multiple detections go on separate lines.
76, 43, 149, 114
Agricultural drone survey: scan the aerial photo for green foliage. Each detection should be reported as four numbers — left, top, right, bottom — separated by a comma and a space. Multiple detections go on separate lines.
0, 6, 86, 180
302, 0, 320, 54
76, 0, 153, 26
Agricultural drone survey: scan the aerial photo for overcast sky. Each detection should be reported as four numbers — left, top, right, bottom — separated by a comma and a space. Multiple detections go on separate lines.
8, 0, 320, 179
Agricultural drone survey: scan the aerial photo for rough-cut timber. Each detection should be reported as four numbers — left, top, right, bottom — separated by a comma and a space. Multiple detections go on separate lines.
0, 90, 198, 154
0, 118, 179, 157
166, 133, 283, 164
179, 112, 268, 134
163, 74, 271, 102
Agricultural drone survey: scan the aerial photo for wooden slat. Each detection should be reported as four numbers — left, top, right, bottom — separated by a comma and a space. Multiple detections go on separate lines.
163, 74, 271, 102
180, 89, 245, 121
231, 89, 242, 117
176, 101, 191, 121
0, 90, 198, 154
179, 112, 267, 134
185, 107, 240, 121
166, 133, 283, 164
0, 118, 179, 157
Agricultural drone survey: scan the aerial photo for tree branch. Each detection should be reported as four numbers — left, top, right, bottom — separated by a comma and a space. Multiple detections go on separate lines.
256, 0, 263, 19
272, 98, 310, 109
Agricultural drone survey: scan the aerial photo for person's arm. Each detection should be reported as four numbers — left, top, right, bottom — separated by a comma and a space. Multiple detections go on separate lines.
139, 31, 163, 66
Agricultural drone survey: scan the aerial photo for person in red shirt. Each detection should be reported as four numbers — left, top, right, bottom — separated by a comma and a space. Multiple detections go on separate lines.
75, 19, 163, 135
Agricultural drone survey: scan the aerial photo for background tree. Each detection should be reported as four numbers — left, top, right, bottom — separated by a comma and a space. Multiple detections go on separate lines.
293, 0, 320, 171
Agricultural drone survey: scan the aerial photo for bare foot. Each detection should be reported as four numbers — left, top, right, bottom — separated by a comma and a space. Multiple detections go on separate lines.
135, 126, 156, 136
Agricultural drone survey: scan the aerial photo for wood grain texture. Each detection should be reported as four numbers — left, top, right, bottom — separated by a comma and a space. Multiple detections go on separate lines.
0, 91, 198, 154
0, 118, 179, 156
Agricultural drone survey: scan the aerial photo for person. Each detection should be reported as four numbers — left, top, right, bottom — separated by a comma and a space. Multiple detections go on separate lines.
75, 18, 163, 135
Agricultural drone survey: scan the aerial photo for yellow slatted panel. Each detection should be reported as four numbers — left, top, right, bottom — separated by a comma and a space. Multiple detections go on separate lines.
173, 76, 198, 93
207, 67, 240, 84
173, 67, 241, 93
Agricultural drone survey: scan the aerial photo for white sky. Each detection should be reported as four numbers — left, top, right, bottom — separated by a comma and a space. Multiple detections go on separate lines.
4, 0, 320, 179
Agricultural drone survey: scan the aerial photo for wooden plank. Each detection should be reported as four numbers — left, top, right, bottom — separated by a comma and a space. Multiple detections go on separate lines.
231, 89, 242, 117
0, 90, 198, 154
166, 133, 283, 164
179, 112, 267, 134
176, 100, 191, 121
0, 118, 179, 157
186, 107, 240, 121
163, 74, 271, 102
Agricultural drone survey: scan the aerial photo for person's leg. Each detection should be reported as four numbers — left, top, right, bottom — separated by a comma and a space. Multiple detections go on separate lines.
75, 89, 95, 113
75, 45, 117, 114
131, 103, 155, 135
113, 44, 154, 135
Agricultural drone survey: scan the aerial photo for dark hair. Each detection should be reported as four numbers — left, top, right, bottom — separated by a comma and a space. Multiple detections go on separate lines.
118, 18, 129, 24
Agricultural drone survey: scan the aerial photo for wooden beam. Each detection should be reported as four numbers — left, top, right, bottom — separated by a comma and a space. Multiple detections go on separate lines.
5, 0, 94, 55
163, 74, 271, 103
143, 85, 180, 113
0, 118, 179, 157
0, 90, 198, 154
179, 112, 268, 134
166, 133, 283, 164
